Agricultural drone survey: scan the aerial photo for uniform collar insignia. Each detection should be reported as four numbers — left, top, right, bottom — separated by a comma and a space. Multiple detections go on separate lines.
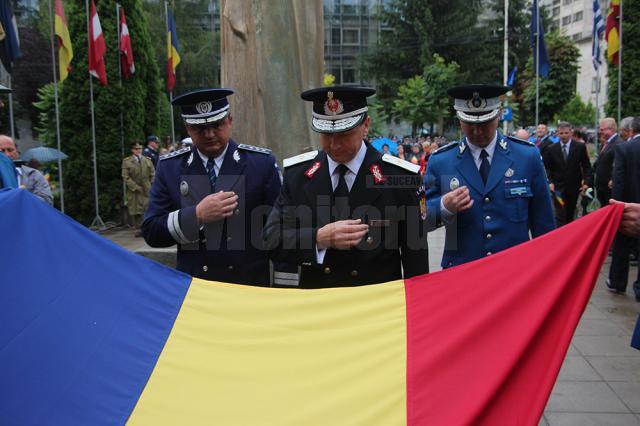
233, 149, 241, 163
499, 138, 508, 150
187, 152, 194, 166
370, 164, 385, 184
459, 142, 466, 154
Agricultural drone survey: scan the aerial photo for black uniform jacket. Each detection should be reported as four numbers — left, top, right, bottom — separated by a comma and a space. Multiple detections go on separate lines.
263, 144, 429, 288
143, 140, 281, 285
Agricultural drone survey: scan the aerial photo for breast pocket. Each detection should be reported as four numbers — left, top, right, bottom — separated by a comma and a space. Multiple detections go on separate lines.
504, 185, 533, 222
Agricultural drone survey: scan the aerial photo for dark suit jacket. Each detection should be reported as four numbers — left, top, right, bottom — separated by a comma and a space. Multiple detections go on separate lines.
594, 134, 623, 199
536, 136, 554, 155
263, 144, 429, 288
543, 139, 593, 198
612, 135, 640, 203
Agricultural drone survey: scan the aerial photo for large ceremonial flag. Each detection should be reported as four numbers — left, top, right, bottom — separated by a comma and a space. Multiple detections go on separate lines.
119, 7, 135, 80
0, 189, 623, 425
606, 0, 621, 65
166, 7, 180, 91
530, 0, 550, 77
55, 0, 73, 81
592, 0, 605, 70
88, 0, 107, 85
0, 0, 20, 73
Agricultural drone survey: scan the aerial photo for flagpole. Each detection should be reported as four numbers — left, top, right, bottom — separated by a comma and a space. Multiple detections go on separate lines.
535, 0, 540, 126
86, 0, 105, 230
594, 71, 600, 154
47, 0, 65, 213
165, 0, 176, 145
116, 2, 126, 211
503, 0, 509, 134
8, 77, 14, 138
617, 0, 622, 123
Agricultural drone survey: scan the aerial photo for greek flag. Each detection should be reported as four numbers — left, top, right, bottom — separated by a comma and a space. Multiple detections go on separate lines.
592, 0, 605, 70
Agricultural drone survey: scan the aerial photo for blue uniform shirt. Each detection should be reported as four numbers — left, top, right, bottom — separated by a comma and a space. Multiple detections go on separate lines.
425, 133, 556, 268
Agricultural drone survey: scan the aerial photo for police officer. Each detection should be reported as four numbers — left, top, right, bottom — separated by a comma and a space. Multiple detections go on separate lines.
263, 86, 429, 288
425, 84, 555, 268
143, 135, 160, 168
142, 89, 282, 285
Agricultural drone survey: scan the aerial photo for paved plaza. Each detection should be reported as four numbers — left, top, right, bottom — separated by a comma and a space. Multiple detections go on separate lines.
103, 225, 640, 425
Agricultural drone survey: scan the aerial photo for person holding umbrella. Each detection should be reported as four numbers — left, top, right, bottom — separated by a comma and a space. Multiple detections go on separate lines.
0, 135, 53, 204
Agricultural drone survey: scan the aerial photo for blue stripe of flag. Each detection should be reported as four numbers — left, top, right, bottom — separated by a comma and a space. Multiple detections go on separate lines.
592, 0, 605, 70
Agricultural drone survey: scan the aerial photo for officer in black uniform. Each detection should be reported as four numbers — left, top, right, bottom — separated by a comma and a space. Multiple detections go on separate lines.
263, 86, 429, 288
143, 135, 160, 168
142, 89, 282, 285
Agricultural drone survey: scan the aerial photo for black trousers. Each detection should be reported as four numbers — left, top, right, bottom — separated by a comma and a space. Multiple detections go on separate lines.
609, 233, 640, 295
554, 194, 578, 227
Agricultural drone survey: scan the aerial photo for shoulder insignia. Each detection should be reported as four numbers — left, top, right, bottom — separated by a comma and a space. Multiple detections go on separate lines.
431, 141, 458, 156
283, 150, 319, 168
160, 146, 191, 161
507, 135, 535, 147
382, 153, 420, 173
237, 143, 272, 155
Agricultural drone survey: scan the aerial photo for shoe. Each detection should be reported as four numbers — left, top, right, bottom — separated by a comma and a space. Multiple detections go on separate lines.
606, 279, 625, 294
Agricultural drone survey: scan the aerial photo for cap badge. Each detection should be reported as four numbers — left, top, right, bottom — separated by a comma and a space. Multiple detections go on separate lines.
305, 161, 321, 179
370, 164, 386, 184
233, 150, 240, 163
450, 177, 460, 190
499, 139, 508, 150
324, 91, 344, 116
505, 168, 514, 177
180, 180, 189, 196
195, 101, 213, 114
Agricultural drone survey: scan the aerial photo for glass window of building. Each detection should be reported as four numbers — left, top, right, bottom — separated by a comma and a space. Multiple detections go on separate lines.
342, 28, 360, 45
552, 7, 560, 17
342, 68, 356, 84
562, 15, 571, 26
573, 11, 583, 22
563, 0, 572, 5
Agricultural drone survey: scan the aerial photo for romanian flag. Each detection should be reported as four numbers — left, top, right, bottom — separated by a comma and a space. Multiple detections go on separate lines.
0, 189, 622, 425
54, 0, 73, 81
166, 7, 180, 92
605, 0, 621, 65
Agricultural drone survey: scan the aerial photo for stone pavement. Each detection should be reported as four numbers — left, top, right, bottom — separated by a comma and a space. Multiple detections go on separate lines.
102, 226, 640, 425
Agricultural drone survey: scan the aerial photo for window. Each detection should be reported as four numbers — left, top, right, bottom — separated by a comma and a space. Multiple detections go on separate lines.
573, 11, 583, 22
342, 28, 360, 45
342, 69, 356, 84
562, 15, 571, 26
572, 33, 582, 41
553, 0, 560, 4
552, 7, 560, 17
331, 28, 341, 45
563, 0, 571, 5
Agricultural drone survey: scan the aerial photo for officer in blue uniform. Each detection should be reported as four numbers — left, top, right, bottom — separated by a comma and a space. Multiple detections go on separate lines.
425, 84, 556, 268
142, 89, 282, 285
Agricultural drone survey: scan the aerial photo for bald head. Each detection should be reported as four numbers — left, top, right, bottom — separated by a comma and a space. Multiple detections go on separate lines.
0, 135, 18, 160
514, 128, 530, 140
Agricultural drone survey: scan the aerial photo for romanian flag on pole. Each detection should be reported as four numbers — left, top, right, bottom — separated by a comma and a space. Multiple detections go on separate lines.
605, 0, 621, 65
166, 7, 180, 92
54, 0, 73, 81
0, 189, 623, 425
88, 0, 107, 85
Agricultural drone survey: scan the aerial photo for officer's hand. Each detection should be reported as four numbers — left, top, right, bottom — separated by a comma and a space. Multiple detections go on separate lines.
316, 219, 369, 250
196, 191, 238, 224
442, 186, 473, 213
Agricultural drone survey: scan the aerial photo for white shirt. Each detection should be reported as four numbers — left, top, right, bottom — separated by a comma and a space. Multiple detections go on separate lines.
196, 144, 228, 176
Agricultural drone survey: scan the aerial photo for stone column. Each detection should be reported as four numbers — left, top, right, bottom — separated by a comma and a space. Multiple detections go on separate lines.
220, 0, 323, 162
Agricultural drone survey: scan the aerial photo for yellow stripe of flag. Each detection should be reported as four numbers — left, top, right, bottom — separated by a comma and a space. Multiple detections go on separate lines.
54, 0, 73, 81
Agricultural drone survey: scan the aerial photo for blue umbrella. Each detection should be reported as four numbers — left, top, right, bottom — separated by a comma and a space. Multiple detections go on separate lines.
21, 147, 68, 163
370, 137, 397, 155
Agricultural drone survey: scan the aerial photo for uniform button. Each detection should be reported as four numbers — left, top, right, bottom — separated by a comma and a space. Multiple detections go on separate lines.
486, 252, 492, 256
486, 233, 492, 239
484, 197, 490, 203
234, 209, 240, 215
201, 238, 207, 244
324, 267, 331, 274
485, 215, 491, 221
366, 236, 373, 244
228, 265, 234, 271
351, 270, 358, 277
227, 236, 232, 242
202, 265, 208, 272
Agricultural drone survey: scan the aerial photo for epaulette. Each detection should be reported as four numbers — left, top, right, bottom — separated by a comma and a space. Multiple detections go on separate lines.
507, 135, 535, 147
159, 146, 190, 161
237, 143, 272, 155
283, 150, 319, 168
431, 141, 458, 156
381, 153, 420, 174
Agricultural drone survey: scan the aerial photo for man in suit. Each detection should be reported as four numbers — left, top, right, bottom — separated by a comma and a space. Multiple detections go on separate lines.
543, 121, 593, 226
594, 118, 623, 207
0, 135, 53, 204
142, 89, 282, 286
263, 86, 429, 288
529, 123, 557, 155
619, 117, 634, 141
607, 117, 640, 300
425, 84, 555, 268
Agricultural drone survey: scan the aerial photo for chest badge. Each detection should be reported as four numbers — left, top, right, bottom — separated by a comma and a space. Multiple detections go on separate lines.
180, 180, 189, 196
450, 177, 460, 191
233, 150, 240, 163
305, 161, 321, 179
505, 168, 514, 177
370, 164, 386, 184
418, 184, 427, 220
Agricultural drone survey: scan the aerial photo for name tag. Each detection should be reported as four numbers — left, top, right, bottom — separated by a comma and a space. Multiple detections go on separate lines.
509, 187, 529, 196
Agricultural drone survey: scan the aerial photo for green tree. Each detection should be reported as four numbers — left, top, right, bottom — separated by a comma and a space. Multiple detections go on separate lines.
35, 0, 162, 224
422, 54, 459, 133
606, 0, 640, 117
553, 94, 596, 126
521, 31, 579, 125
392, 76, 429, 136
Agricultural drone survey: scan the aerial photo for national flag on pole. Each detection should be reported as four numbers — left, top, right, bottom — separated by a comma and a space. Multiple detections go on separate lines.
605, 0, 621, 65
0, 0, 21, 73
54, 0, 73, 81
88, 0, 107, 86
119, 7, 135, 80
166, 7, 181, 92
0, 189, 624, 425
530, 0, 550, 77
592, 0, 605, 70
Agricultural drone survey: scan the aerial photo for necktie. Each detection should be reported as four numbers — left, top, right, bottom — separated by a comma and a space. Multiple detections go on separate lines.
562, 144, 569, 160
333, 164, 349, 220
206, 158, 217, 190
479, 149, 490, 184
